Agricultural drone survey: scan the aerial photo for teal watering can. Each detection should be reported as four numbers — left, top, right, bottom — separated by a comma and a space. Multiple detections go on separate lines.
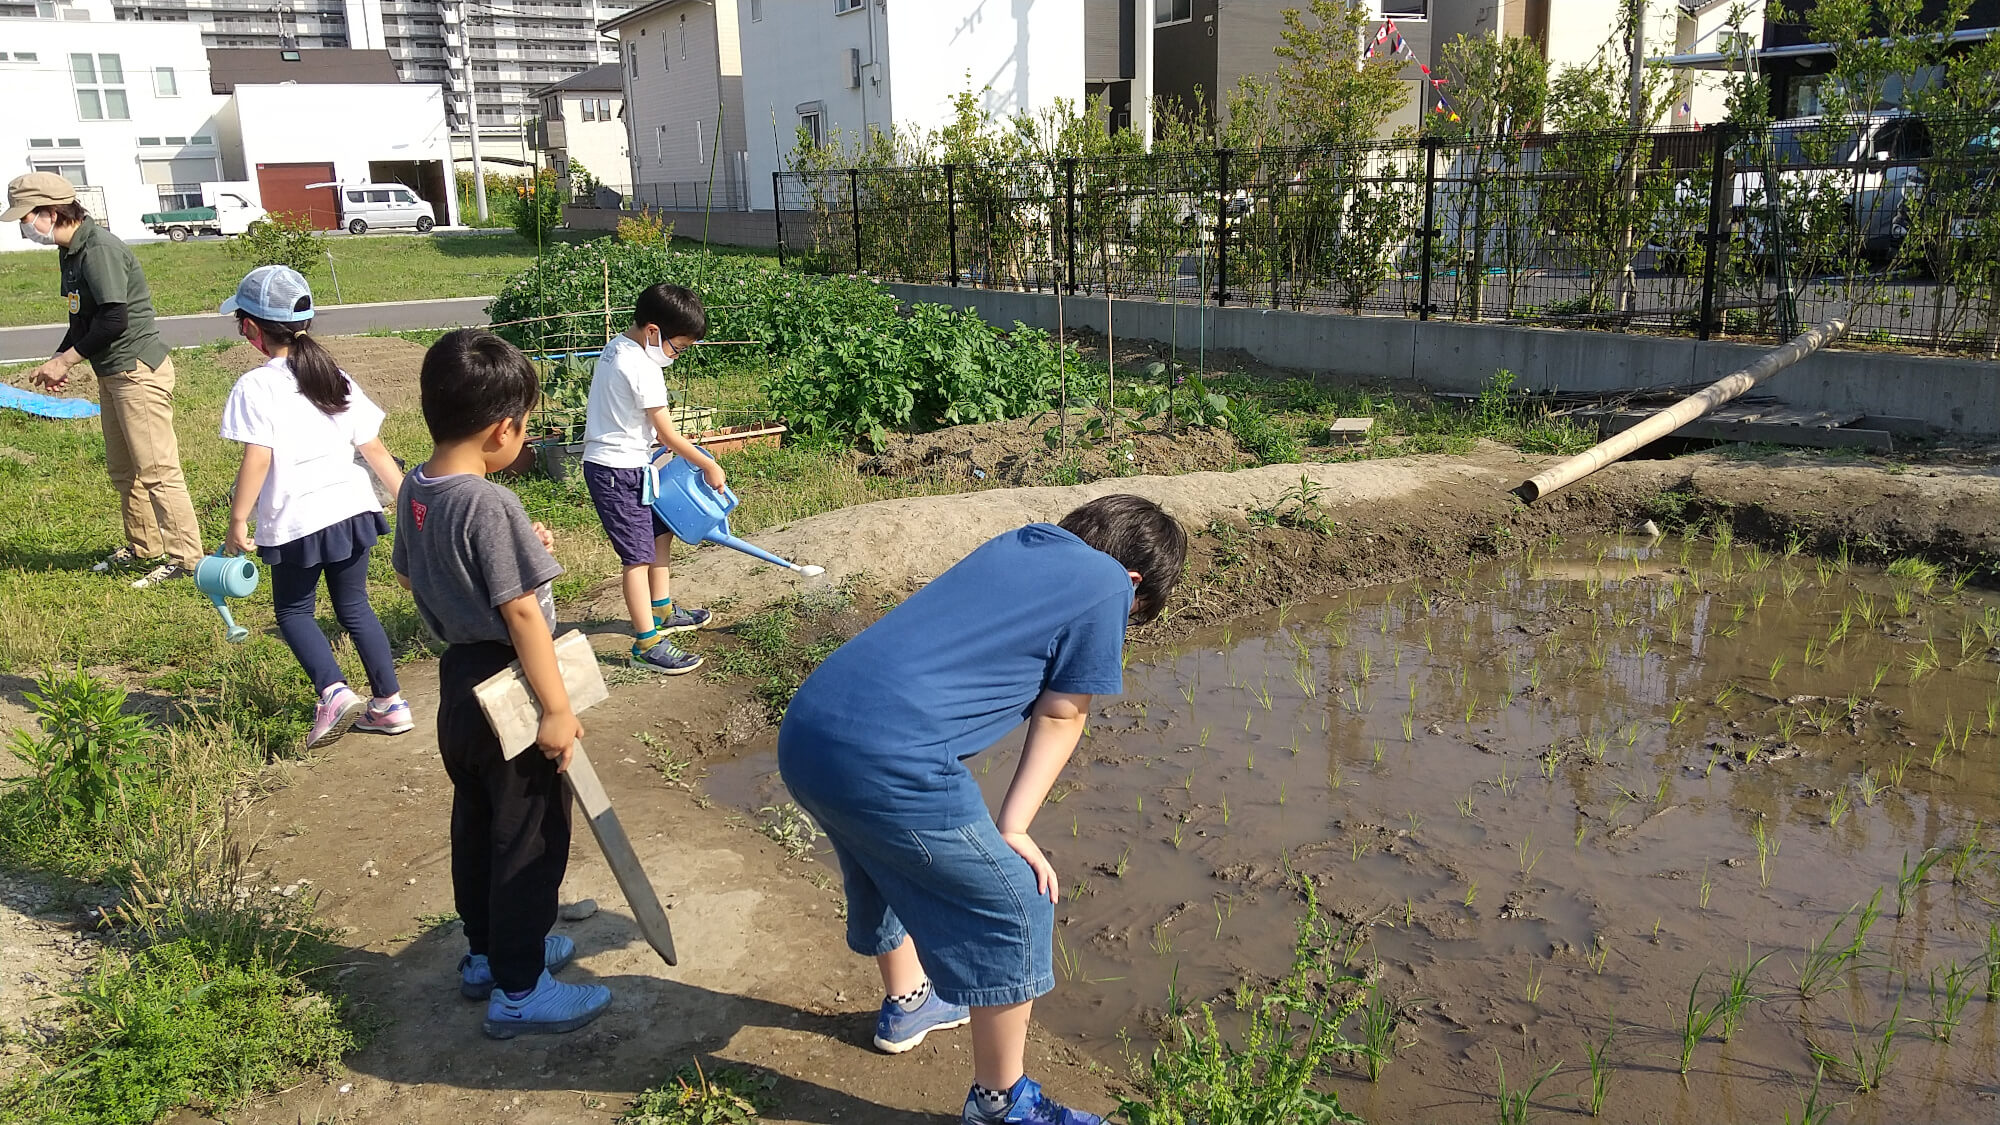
194, 552, 259, 644
649, 452, 824, 577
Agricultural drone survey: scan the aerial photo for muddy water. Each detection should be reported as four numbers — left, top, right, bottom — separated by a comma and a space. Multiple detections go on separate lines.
714, 538, 2000, 1124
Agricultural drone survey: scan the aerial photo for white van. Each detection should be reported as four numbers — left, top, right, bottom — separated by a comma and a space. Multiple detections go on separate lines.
308, 181, 436, 235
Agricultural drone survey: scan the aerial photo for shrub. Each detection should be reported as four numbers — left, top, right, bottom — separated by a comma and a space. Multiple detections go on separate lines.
229, 213, 320, 277
618, 208, 673, 247
0, 666, 162, 875
512, 168, 566, 243
1227, 399, 1303, 465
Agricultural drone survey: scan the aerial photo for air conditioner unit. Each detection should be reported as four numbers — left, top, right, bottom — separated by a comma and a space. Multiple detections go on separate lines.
847, 47, 861, 89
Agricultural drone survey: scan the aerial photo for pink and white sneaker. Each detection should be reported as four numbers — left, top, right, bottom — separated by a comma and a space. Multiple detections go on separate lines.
307, 684, 364, 749
355, 698, 414, 735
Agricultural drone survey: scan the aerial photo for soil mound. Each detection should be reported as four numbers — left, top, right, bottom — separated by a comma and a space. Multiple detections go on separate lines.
216, 336, 426, 410
862, 413, 1244, 485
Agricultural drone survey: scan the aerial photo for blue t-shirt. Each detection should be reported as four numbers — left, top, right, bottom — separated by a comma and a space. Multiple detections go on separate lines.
778, 523, 1134, 829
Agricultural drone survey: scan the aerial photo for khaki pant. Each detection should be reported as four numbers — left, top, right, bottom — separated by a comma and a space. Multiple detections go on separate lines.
97, 357, 203, 569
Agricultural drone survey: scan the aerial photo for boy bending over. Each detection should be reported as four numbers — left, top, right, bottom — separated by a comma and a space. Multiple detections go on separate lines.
778, 495, 1187, 1125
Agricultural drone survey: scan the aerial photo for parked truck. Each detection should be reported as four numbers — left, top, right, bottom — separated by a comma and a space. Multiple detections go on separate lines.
141, 182, 267, 242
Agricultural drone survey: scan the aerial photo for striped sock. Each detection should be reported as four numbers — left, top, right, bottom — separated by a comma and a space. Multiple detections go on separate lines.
633, 627, 664, 653
887, 979, 932, 1013
652, 597, 673, 628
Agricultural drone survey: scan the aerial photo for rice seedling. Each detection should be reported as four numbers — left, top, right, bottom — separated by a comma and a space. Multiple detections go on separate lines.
1495, 764, 1518, 795
1252, 682, 1275, 711
1464, 695, 1479, 725
1809, 702, 1842, 734
1539, 754, 1558, 781
1714, 682, 1739, 708
1217, 791, 1231, 827
1350, 837, 1372, 861
1583, 1022, 1618, 1116
1463, 879, 1478, 906
1784, 533, 1806, 559
1668, 699, 1688, 726
1276, 782, 1286, 807
1877, 757, 1904, 791
1909, 961, 1977, 1043
1782, 570, 1805, 599
1199, 726, 1212, 748
1347, 684, 1365, 712
1457, 792, 1477, 817
1746, 545, 1770, 572
1607, 791, 1632, 825
1243, 709, 1253, 731
1245, 749, 1255, 770
1357, 649, 1374, 682
1802, 638, 1821, 668
1946, 827, 1985, 884
1528, 661, 1544, 692
1634, 634, 1652, 660
1523, 959, 1545, 1003
1776, 710, 1799, 745
1893, 589, 1914, 617
1676, 971, 1720, 1075
1870, 663, 1890, 692
1170, 822, 1184, 850
1516, 832, 1543, 880
1328, 764, 1345, 790
1493, 1051, 1560, 1125
1584, 731, 1610, 761
1769, 654, 1787, 681
1371, 741, 1384, 764
1654, 770, 1671, 805
1352, 982, 1403, 1082
1806, 995, 1902, 1094
1985, 922, 2000, 1001
1753, 818, 1779, 887
1896, 848, 1944, 918
1586, 935, 1609, 975
1150, 924, 1174, 957
1698, 864, 1713, 909
1827, 786, 1851, 828
1180, 684, 1196, 707
1714, 946, 1774, 1042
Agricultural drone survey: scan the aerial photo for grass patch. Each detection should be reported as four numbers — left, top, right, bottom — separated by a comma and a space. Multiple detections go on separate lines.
622, 1061, 776, 1124
703, 584, 860, 718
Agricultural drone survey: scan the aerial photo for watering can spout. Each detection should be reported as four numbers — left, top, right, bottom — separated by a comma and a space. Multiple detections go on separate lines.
650, 454, 825, 576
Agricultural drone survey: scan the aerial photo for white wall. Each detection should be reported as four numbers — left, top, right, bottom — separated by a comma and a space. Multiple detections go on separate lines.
741, 0, 1086, 209
612, 0, 744, 199
232, 81, 458, 225
0, 17, 229, 249
557, 90, 631, 189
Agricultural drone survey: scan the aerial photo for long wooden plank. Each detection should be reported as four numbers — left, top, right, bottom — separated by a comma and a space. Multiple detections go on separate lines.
564, 744, 678, 966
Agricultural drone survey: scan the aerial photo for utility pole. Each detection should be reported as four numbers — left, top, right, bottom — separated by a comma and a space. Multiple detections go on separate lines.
444, 0, 488, 221
1627, 0, 1646, 129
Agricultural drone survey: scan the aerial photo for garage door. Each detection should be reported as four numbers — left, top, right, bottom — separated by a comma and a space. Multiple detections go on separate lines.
255, 162, 337, 229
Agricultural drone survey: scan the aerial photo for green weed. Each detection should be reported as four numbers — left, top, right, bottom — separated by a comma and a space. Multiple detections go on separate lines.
1583, 1022, 1618, 1116
622, 1060, 775, 1124
1, 666, 163, 878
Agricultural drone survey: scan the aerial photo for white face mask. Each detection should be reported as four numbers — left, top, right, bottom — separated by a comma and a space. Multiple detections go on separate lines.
19, 216, 55, 246
642, 331, 674, 368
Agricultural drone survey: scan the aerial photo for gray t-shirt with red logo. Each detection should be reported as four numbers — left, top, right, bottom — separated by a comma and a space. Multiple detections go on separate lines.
391, 467, 559, 647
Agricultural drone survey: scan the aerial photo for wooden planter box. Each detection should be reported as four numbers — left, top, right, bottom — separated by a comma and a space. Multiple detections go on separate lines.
529, 418, 784, 481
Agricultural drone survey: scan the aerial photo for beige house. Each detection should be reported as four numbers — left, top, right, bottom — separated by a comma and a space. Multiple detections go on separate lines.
533, 64, 632, 195
601, 0, 750, 212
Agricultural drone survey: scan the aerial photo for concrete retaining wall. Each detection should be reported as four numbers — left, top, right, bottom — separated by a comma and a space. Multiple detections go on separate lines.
885, 283, 2000, 436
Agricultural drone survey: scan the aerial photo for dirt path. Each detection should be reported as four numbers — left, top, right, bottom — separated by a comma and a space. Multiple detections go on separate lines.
5, 446, 1996, 1123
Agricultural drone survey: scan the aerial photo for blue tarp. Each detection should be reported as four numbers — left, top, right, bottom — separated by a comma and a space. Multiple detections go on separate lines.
0, 384, 100, 420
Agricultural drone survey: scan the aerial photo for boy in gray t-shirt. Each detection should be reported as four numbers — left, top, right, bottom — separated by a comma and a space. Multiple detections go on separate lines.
391, 329, 609, 1039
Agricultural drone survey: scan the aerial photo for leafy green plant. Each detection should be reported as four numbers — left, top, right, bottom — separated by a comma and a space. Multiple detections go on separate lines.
1227, 398, 1303, 465
2, 666, 162, 873
756, 802, 823, 860
512, 167, 567, 242
229, 212, 321, 276
622, 1061, 774, 1124
1117, 882, 1369, 1125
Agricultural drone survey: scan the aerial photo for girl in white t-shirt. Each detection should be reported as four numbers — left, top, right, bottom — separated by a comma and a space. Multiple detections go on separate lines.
219, 265, 410, 749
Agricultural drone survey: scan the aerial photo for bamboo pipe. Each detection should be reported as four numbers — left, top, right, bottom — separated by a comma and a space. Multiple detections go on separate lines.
1513, 318, 1848, 504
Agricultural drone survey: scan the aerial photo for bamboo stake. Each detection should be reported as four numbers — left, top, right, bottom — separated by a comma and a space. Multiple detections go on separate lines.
1513, 318, 1848, 503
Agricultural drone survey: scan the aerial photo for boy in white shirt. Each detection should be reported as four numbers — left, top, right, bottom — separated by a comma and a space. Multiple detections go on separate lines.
581, 283, 723, 674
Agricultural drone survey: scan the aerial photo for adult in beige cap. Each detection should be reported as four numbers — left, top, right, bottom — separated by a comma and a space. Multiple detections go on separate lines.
8, 172, 202, 588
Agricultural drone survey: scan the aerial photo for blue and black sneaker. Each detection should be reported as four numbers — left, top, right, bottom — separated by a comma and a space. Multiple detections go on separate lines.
458, 934, 577, 1000
481, 969, 611, 1039
656, 605, 713, 633
872, 989, 971, 1054
632, 639, 704, 675
961, 1075, 1103, 1125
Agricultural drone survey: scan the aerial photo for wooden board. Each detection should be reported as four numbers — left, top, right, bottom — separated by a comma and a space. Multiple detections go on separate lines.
1325, 417, 1375, 444
472, 632, 677, 967
472, 631, 608, 759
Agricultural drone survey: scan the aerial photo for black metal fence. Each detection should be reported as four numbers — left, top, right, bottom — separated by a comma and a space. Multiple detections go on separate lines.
775, 115, 2000, 355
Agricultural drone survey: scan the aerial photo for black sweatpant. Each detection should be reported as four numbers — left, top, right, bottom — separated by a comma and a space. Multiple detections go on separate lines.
438, 641, 572, 995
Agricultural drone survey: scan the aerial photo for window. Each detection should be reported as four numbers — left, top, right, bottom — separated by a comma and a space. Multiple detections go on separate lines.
393, 190, 417, 204
28, 138, 55, 148
834, 0, 863, 12
154, 66, 176, 96
347, 190, 366, 203
799, 110, 823, 146
164, 135, 187, 146
139, 136, 162, 146
70, 53, 129, 120
627, 43, 636, 77
661, 37, 669, 71
15, 52, 39, 62
57, 138, 80, 148
750, 0, 763, 19
367, 189, 392, 203
33, 161, 87, 185
191, 134, 211, 145
1153, 0, 1193, 25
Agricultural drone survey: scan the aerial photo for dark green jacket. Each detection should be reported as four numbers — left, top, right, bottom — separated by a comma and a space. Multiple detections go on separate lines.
56, 219, 168, 376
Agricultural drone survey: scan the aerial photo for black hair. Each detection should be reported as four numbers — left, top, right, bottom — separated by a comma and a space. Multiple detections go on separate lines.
419, 328, 542, 443
633, 283, 707, 340
1059, 494, 1188, 626
240, 312, 347, 415
40, 202, 89, 226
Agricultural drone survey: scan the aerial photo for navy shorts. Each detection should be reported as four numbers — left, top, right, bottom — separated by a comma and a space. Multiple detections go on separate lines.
582, 462, 672, 566
785, 781, 1056, 1009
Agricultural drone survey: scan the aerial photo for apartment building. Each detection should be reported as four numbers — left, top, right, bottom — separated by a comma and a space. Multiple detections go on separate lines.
736, 0, 1085, 210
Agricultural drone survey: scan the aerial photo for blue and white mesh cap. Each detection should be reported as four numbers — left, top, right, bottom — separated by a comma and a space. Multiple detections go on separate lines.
220, 264, 315, 323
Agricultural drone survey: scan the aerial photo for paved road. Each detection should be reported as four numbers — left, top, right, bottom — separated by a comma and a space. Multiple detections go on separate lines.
0, 295, 493, 364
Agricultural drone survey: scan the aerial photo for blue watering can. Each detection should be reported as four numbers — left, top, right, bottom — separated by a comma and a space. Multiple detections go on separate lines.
649, 452, 824, 577
194, 552, 259, 644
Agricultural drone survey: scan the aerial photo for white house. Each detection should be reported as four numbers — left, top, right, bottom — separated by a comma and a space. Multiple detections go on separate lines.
1, 0, 233, 248
532, 63, 632, 194
602, 0, 749, 212
738, 0, 1087, 210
